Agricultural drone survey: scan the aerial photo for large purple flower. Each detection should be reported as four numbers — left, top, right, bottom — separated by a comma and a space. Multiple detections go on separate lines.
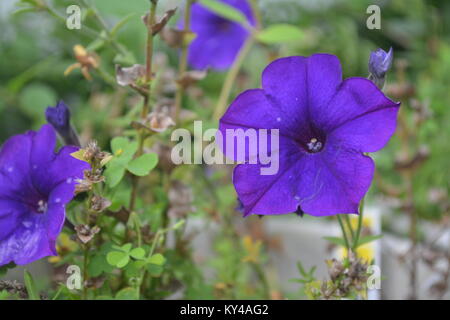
182, 0, 255, 71
0, 124, 88, 266
219, 54, 400, 217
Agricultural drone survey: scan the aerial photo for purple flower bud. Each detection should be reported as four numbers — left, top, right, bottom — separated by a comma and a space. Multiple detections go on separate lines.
45, 101, 80, 146
368, 47, 393, 89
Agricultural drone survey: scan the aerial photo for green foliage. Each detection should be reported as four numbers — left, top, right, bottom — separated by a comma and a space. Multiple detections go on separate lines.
256, 24, 304, 44
23, 270, 39, 300
199, 0, 248, 24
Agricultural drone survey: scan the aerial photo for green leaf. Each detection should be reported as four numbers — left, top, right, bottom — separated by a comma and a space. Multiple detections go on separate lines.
24, 270, 39, 300
51, 285, 65, 301
323, 236, 347, 247
0, 290, 9, 300
256, 24, 304, 44
107, 251, 130, 268
126, 153, 158, 176
88, 252, 114, 277
104, 163, 126, 188
115, 287, 139, 300
148, 253, 166, 266
110, 137, 138, 164
111, 13, 136, 36
356, 234, 383, 248
19, 83, 57, 119
130, 248, 146, 260
172, 219, 186, 231
199, 0, 248, 24
147, 264, 164, 277
121, 243, 133, 252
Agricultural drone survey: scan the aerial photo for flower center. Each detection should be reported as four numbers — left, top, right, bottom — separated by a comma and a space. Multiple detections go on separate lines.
36, 200, 48, 214
306, 138, 323, 153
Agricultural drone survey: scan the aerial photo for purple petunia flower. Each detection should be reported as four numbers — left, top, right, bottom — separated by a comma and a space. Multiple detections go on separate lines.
182, 0, 255, 71
219, 54, 400, 217
0, 124, 88, 266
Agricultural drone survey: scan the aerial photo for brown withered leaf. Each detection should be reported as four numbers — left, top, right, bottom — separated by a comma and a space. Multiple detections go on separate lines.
115, 64, 146, 87
90, 195, 112, 212
74, 178, 92, 195
147, 106, 176, 133
147, 8, 178, 36
142, 8, 177, 35
177, 70, 208, 88
75, 225, 100, 244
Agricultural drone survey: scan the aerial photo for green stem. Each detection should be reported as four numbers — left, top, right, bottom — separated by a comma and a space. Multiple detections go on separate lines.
129, 0, 157, 213
352, 197, 365, 251
213, 37, 254, 121
82, 243, 90, 299
251, 262, 271, 299
139, 229, 162, 296
344, 215, 355, 241
337, 215, 351, 252
174, 0, 193, 123
249, 0, 263, 29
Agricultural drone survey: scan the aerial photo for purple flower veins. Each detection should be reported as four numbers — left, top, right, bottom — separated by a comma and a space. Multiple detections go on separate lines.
182, 0, 255, 71
0, 124, 89, 266
219, 54, 400, 217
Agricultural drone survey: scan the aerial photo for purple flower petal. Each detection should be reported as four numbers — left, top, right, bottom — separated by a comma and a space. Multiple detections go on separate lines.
30, 125, 88, 196
0, 124, 88, 266
183, 0, 255, 71
324, 78, 400, 152
0, 214, 55, 266
294, 145, 375, 216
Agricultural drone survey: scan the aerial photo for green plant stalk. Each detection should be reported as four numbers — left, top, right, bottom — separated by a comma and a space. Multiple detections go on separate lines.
174, 0, 193, 122
337, 215, 351, 252
129, 0, 157, 213
213, 36, 254, 121
82, 242, 90, 299
139, 229, 162, 296
249, 0, 263, 29
344, 215, 355, 241
352, 197, 365, 251
251, 262, 271, 299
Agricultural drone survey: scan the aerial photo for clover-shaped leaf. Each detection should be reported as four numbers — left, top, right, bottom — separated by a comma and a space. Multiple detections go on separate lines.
127, 153, 158, 176
104, 137, 138, 188
146, 253, 166, 277
130, 248, 146, 260
106, 251, 130, 268
106, 244, 147, 269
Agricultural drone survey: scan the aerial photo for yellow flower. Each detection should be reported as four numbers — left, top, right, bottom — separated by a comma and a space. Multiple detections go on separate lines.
343, 215, 373, 235
48, 233, 78, 263
340, 243, 375, 263
242, 235, 262, 263
64, 45, 100, 81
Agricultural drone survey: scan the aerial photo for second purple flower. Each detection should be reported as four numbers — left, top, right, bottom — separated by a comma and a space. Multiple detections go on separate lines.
219, 53, 400, 217
182, 0, 255, 71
